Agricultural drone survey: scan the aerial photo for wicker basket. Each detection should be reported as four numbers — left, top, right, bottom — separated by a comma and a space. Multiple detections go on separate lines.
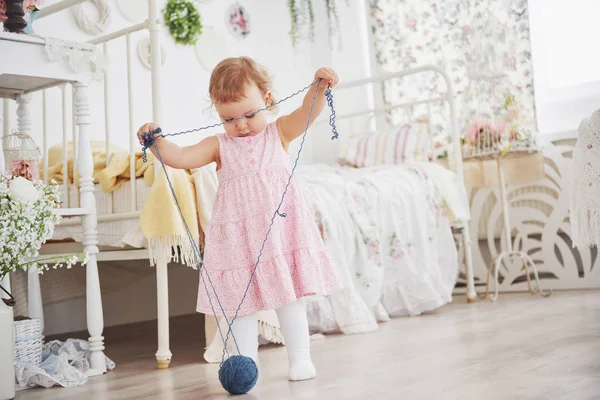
13, 317, 43, 366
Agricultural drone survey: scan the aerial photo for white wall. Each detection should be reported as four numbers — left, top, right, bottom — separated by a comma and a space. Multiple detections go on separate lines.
4, 0, 373, 335
43, 261, 200, 335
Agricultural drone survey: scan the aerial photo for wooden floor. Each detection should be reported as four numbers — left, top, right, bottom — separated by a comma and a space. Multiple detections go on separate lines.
15, 291, 600, 400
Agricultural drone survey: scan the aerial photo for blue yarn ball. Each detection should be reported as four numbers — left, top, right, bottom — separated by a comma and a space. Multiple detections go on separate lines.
218, 355, 259, 395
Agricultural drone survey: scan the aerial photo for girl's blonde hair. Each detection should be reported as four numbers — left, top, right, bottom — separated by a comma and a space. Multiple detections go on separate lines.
209, 57, 278, 112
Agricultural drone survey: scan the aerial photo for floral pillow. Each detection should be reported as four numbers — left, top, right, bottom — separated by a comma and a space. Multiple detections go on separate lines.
337, 119, 432, 168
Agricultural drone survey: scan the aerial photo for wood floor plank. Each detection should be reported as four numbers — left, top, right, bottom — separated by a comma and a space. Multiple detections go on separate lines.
14, 291, 600, 400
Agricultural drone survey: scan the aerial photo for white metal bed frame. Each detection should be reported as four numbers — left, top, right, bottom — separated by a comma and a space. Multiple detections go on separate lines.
1, 0, 476, 377
316, 66, 476, 302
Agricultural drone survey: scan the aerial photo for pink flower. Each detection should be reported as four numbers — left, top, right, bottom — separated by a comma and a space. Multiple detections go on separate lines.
23, 0, 42, 11
405, 12, 417, 28
0, 1, 6, 23
495, 116, 508, 135
464, 117, 493, 145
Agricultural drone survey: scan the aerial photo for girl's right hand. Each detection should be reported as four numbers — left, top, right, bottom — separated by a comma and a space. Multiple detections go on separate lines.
137, 122, 162, 146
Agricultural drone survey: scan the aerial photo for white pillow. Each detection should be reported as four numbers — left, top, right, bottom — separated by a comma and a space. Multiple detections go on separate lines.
337, 119, 432, 168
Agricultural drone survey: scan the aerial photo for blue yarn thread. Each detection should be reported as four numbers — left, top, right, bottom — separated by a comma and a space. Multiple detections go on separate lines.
141, 79, 338, 162
141, 79, 338, 394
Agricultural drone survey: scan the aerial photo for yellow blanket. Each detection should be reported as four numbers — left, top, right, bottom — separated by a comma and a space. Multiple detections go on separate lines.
140, 163, 200, 267
41, 140, 200, 268
40, 141, 154, 192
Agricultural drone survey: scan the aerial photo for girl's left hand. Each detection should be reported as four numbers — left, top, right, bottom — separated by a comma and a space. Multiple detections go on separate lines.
314, 67, 339, 88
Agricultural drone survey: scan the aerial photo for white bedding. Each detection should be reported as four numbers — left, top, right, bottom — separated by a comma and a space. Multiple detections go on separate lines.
52, 178, 151, 247
294, 162, 467, 334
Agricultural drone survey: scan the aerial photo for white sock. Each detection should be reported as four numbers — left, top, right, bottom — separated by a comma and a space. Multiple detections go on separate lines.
276, 300, 316, 381
229, 312, 258, 362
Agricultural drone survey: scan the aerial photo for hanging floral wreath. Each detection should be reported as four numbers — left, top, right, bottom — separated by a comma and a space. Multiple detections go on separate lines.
162, 0, 203, 46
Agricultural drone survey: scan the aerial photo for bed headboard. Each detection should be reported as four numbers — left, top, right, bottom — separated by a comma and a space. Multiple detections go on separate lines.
314, 65, 465, 184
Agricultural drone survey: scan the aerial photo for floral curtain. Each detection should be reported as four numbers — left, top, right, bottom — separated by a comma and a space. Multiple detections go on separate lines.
368, 0, 535, 156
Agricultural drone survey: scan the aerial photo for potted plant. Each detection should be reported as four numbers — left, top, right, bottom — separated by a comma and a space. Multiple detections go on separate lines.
0, 173, 87, 399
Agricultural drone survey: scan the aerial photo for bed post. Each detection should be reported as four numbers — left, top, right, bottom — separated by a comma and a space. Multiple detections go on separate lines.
444, 72, 477, 303
0, 101, 8, 302
15, 93, 48, 330
73, 81, 107, 375
147, 0, 172, 370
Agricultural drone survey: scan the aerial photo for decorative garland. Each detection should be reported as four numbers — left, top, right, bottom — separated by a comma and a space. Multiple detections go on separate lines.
288, 0, 314, 47
288, 0, 344, 49
162, 0, 203, 46
324, 0, 341, 49
71, 0, 111, 36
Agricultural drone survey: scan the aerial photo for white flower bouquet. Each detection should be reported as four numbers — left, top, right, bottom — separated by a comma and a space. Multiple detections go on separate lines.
0, 173, 88, 279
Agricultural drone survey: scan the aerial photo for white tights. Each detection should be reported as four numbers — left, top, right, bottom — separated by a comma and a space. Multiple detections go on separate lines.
229, 299, 316, 381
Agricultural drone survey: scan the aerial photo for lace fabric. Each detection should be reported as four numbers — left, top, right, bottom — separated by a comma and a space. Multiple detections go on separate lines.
44, 37, 109, 82
14, 339, 115, 391
571, 109, 600, 248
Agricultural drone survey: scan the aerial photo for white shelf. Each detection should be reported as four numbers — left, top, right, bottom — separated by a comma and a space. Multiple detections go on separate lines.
57, 207, 90, 217
0, 32, 94, 99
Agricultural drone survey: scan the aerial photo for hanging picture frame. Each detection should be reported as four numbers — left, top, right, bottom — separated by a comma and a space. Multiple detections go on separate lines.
225, 1, 250, 40
137, 36, 166, 70
195, 26, 230, 72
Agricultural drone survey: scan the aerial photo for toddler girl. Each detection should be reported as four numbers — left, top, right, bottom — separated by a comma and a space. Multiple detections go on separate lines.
137, 57, 342, 381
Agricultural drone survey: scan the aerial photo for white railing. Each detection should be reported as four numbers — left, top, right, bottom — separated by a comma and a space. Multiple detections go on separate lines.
31, 20, 151, 226
320, 65, 465, 187
36, 0, 89, 19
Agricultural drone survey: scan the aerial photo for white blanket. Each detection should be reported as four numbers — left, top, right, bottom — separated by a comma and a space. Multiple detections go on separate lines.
296, 163, 461, 334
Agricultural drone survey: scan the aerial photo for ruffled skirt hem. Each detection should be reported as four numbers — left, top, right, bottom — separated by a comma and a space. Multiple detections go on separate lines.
196, 247, 342, 317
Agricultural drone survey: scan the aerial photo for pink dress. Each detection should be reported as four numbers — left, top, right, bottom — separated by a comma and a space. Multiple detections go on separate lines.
196, 121, 342, 317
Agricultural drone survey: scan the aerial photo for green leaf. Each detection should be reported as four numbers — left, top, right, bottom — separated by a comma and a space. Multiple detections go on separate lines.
162, 0, 203, 46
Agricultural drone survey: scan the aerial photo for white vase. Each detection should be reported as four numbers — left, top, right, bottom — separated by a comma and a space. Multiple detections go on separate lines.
0, 300, 15, 400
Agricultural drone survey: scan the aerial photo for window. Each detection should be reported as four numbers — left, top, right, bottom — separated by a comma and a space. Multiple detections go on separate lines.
528, 0, 600, 135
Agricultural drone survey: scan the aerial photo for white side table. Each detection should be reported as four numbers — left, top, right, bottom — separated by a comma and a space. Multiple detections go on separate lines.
465, 151, 552, 301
